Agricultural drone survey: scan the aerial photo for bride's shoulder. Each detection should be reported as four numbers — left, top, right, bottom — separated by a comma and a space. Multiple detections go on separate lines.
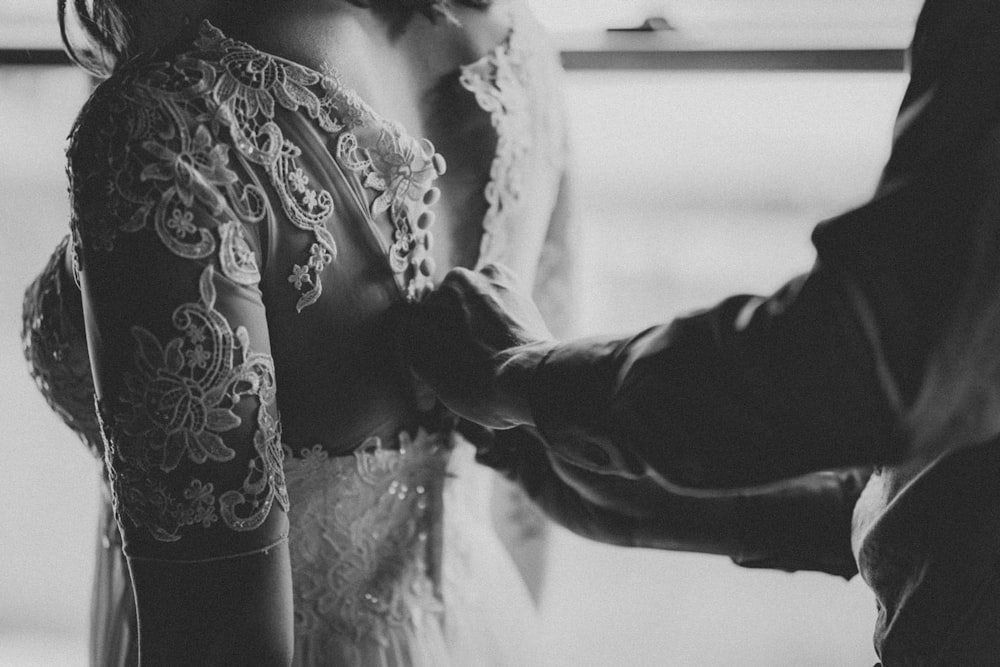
65, 39, 221, 255
67, 31, 223, 180
67, 22, 323, 250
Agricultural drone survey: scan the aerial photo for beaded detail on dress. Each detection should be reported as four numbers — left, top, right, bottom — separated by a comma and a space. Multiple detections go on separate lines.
284, 431, 450, 664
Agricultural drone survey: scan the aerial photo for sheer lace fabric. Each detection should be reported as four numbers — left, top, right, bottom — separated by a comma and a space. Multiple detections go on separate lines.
29, 1, 567, 663
284, 432, 451, 665
284, 432, 541, 666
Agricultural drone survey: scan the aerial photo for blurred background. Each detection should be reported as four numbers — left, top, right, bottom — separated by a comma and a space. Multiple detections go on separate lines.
1, 1, 922, 665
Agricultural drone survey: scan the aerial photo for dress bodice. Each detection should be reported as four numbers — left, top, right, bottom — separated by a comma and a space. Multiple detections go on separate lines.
283, 431, 452, 664
32, 3, 567, 664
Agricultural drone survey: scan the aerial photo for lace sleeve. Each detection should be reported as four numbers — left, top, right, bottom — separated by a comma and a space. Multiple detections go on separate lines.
70, 70, 288, 562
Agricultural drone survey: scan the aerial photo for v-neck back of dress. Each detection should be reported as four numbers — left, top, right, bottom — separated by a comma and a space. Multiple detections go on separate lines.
60, 2, 567, 663
154, 8, 569, 456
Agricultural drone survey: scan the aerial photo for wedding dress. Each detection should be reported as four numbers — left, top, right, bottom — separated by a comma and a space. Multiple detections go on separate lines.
22, 4, 571, 664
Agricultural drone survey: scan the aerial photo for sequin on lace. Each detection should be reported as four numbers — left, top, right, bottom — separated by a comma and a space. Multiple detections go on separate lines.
284, 431, 448, 661
101, 266, 288, 542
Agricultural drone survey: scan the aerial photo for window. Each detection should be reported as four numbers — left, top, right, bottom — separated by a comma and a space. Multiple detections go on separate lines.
4, 1, 924, 69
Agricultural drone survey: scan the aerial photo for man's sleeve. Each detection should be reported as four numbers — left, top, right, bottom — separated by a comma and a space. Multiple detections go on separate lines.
521, 0, 1000, 492
481, 427, 870, 579
525, 261, 904, 490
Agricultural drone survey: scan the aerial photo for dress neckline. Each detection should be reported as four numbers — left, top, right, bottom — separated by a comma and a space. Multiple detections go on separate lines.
191, 15, 520, 289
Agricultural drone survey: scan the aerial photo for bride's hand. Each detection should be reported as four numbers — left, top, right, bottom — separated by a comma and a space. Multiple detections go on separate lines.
397, 263, 555, 429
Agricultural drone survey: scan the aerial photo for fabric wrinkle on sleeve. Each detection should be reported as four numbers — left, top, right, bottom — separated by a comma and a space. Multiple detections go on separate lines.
482, 426, 866, 578
528, 263, 901, 492
527, 335, 645, 476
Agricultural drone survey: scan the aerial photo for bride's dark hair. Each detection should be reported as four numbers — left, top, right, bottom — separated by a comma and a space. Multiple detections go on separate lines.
59, 0, 494, 77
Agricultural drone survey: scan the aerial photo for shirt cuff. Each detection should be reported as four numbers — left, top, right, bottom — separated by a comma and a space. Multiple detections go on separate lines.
522, 335, 643, 476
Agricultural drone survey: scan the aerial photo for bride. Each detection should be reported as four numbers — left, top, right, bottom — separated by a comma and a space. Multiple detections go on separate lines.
23, 0, 573, 664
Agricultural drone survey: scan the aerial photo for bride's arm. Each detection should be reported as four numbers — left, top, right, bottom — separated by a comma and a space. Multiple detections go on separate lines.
71, 85, 293, 665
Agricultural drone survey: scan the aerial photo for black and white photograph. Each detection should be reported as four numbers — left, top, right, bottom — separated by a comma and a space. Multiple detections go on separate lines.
7, 1, 996, 665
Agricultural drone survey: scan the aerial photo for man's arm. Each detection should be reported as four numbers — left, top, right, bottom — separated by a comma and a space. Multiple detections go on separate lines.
403, 262, 902, 491
481, 427, 869, 579
402, 0, 1000, 493
519, 263, 903, 490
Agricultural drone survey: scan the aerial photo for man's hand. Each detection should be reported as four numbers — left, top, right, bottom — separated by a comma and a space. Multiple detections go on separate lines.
397, 263, 556, 429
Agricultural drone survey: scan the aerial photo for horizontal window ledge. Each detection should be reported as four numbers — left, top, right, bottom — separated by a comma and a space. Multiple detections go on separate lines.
561, 49, 907, 72
554, 25, 912, 71
1, 47, 908, 72
1, 23, 914, 72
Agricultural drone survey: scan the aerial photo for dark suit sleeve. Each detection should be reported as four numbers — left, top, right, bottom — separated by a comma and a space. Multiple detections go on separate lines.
518, 7, 1000, 490
479, 427, 869, 579
523, 259, 903, 490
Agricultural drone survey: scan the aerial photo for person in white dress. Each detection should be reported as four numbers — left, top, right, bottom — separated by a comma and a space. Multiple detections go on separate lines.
25, 0, 572, 663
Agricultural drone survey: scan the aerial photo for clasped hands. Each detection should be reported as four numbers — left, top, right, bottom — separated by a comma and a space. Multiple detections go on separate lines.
395, 263, 554, 429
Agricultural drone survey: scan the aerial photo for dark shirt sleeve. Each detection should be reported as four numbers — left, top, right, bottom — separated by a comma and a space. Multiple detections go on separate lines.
524, 260, 903, 490
526, 0, 1000, 493
524, 109, 1000, 492
478, 426, 869, 579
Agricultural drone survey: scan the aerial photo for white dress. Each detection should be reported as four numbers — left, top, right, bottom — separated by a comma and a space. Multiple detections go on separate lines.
22, 4, 572, 665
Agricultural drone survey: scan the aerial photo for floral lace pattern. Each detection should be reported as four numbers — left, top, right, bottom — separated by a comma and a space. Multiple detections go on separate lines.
101, 266, 288, 543
283, 431, 449, 661
69, 21, 444, 311
459, 8, 566, 270
37, 8, 566, 663
459, 25, 530, 265
338, 123, 442, 300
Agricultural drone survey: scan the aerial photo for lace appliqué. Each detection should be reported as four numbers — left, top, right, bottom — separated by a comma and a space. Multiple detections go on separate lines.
196, 26, 352, 310
71, 21, 448, 310
192, 23, 445, 306
101, 266, 288, 543
338, 121, 445, 302
459, 10, 565, 268
69, 25, 343, 310
459, 32, 529, 265
68, 71, 268, 285
283, 431, 449, 658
